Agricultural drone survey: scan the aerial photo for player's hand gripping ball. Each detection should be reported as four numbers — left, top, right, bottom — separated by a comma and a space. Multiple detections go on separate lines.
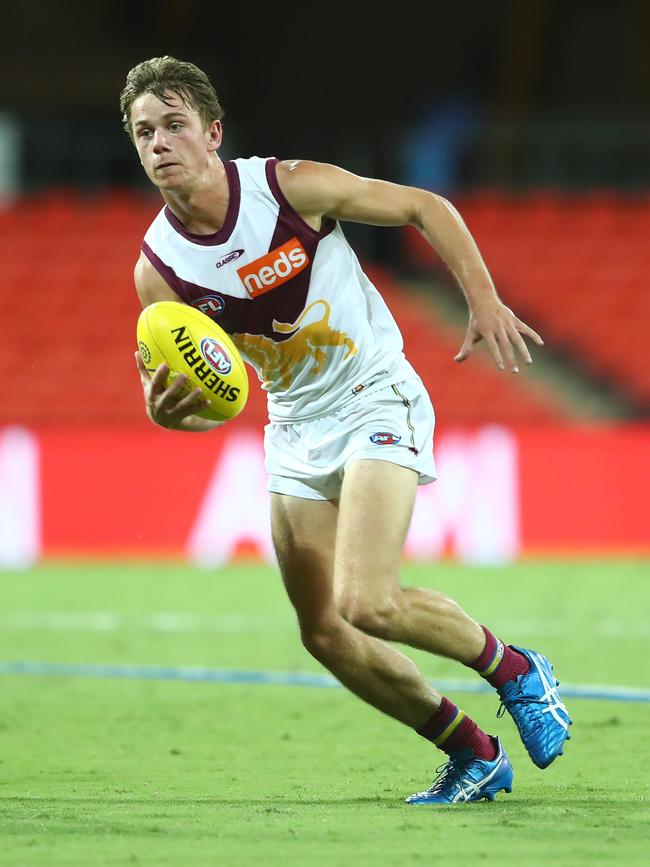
137, 301, 249, 421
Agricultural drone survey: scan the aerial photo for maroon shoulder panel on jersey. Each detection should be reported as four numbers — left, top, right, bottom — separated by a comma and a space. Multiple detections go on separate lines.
264, 157, 336, 243
140, 158, 335, 342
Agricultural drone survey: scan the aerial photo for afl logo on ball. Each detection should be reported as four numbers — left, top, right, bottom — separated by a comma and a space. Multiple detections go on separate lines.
200, 337, 232, 375
370, 432, 401, 445
193, 294, 225, 317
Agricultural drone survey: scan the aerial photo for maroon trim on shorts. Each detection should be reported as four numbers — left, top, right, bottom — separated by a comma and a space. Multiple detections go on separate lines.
265, 158, 336, 240
163, 160, 241, 246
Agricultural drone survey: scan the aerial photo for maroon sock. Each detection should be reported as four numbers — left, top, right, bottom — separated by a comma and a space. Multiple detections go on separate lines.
416, 696, 497, 760
469, 626, 530, 689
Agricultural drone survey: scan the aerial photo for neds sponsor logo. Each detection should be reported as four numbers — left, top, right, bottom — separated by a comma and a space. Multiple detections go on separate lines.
236, 237, 309, 298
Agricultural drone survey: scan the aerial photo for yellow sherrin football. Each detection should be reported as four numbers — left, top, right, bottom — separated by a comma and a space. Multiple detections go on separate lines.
137, 301, 249, 421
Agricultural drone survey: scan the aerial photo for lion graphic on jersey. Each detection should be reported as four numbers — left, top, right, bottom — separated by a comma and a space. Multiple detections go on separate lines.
233, 300, 357, 389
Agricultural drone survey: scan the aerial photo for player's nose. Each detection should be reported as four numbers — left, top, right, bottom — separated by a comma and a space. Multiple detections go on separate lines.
152, 130, 171, 153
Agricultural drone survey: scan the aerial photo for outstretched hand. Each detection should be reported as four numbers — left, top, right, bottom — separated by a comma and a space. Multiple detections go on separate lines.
454, 299, 544, 373
135, 351, 210, 429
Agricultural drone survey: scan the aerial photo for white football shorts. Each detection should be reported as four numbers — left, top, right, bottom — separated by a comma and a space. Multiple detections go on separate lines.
265, 376, 436, 500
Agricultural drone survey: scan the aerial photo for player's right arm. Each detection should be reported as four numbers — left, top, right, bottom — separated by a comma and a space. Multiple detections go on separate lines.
276, 160, 542, 374
133, 253, 224, 433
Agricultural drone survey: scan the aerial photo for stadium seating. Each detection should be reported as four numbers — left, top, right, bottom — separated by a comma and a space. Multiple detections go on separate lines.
401, 190, 650, 411
364, 264, 565, 425
1, 189, 567, 429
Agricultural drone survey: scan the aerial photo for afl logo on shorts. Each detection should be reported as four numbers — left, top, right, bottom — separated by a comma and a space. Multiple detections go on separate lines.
370, 432, 401, 445
200, 337, 232, 375
193, 294, 225, 317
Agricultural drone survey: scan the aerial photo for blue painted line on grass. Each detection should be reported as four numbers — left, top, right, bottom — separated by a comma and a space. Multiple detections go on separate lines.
1, 660, 649, 704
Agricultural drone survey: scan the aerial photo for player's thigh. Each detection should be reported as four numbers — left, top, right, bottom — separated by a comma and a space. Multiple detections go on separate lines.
270, 492, 339, 629
334, 459, 418, 611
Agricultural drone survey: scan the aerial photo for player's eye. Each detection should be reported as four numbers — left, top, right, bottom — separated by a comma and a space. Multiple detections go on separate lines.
138, 128, 152, 138
169, 122, 182, 132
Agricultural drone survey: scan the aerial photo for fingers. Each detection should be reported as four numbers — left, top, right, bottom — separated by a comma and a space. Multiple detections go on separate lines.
454, 330, 483, 363
503, 319, 544, 371
462, 308, 544, 372
484, 332, 505, 371
176, 389, 211, 416
162, 388, 210, 423
149, 363, 170, 395
499, 326, 521, 372
454, 338, 472, 363
153, 372, 186, 414
511, 328, 533, 366
137, 357, 210, 429
135, 350, 152, 384
148, 372, 210, 426
516, 320, 544, 346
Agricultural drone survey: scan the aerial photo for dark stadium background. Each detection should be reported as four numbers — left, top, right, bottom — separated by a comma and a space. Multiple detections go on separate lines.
4, 2, 649, 194
0, 0, 648, 563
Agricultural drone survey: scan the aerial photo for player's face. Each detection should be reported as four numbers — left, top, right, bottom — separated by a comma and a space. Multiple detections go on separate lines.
130, 90, 221, 191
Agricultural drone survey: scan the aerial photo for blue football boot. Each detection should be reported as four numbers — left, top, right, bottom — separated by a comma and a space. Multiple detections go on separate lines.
406, 738, 513, 805
497, 646, 572, 769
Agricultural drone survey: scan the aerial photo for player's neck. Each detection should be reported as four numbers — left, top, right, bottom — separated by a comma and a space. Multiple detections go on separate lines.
161, 156, 229, 235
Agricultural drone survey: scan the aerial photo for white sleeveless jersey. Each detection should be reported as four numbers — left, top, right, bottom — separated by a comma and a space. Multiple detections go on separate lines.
142, 156, 415, 423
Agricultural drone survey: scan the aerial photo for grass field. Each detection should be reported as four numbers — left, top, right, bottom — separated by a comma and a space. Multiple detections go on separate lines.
0, 558, 649, 866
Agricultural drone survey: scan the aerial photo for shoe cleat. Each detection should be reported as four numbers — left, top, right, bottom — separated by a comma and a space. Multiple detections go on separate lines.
406, 738, 514, 805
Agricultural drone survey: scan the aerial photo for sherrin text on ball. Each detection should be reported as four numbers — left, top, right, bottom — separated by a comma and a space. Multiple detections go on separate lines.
136, 301, 248, 421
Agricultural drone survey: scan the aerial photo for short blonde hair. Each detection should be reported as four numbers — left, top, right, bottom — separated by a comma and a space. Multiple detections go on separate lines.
120, 56, 225, 140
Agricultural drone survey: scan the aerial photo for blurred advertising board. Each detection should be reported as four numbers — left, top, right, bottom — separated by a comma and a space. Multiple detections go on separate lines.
0, 424, 648, 567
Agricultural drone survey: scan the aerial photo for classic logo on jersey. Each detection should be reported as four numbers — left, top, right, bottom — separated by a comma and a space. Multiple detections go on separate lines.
200, 337, 233, 375
193, 294, 225, 316
216, 249, 244, 269
369, 432, 401, 445
237, 237, 309, 298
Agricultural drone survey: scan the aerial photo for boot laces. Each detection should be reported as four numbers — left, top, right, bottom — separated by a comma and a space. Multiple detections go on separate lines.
497, 683, 543, 732
426, 754, 471, 798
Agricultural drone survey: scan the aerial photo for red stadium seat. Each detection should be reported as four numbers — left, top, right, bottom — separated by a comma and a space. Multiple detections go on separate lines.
402, 191, 650, 410
0, 191, 575, 427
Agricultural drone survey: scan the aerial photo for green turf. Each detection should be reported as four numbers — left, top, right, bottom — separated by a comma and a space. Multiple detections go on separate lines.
1, 559, 649, 866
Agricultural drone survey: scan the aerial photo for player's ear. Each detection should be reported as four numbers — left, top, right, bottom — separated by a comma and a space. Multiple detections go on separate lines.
207, 120, 222, 153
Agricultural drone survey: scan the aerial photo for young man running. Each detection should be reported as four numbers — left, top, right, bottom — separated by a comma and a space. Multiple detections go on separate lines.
122, 56, 571, 805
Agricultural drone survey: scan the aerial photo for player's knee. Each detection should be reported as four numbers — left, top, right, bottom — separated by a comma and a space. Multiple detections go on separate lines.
340, 593, 402, 638
300, 617, 346, 663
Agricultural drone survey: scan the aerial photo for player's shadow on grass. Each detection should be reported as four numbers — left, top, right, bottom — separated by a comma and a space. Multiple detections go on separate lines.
1, 795, 580, 809
1, 795, 392, 807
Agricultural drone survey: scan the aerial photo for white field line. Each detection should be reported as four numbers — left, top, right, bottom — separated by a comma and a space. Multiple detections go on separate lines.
0, 611, 291, 632
0, 661, 648, 703
1, 611, 649, 638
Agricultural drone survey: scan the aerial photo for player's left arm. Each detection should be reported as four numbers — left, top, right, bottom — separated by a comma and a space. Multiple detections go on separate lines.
276, 159, 543, 373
